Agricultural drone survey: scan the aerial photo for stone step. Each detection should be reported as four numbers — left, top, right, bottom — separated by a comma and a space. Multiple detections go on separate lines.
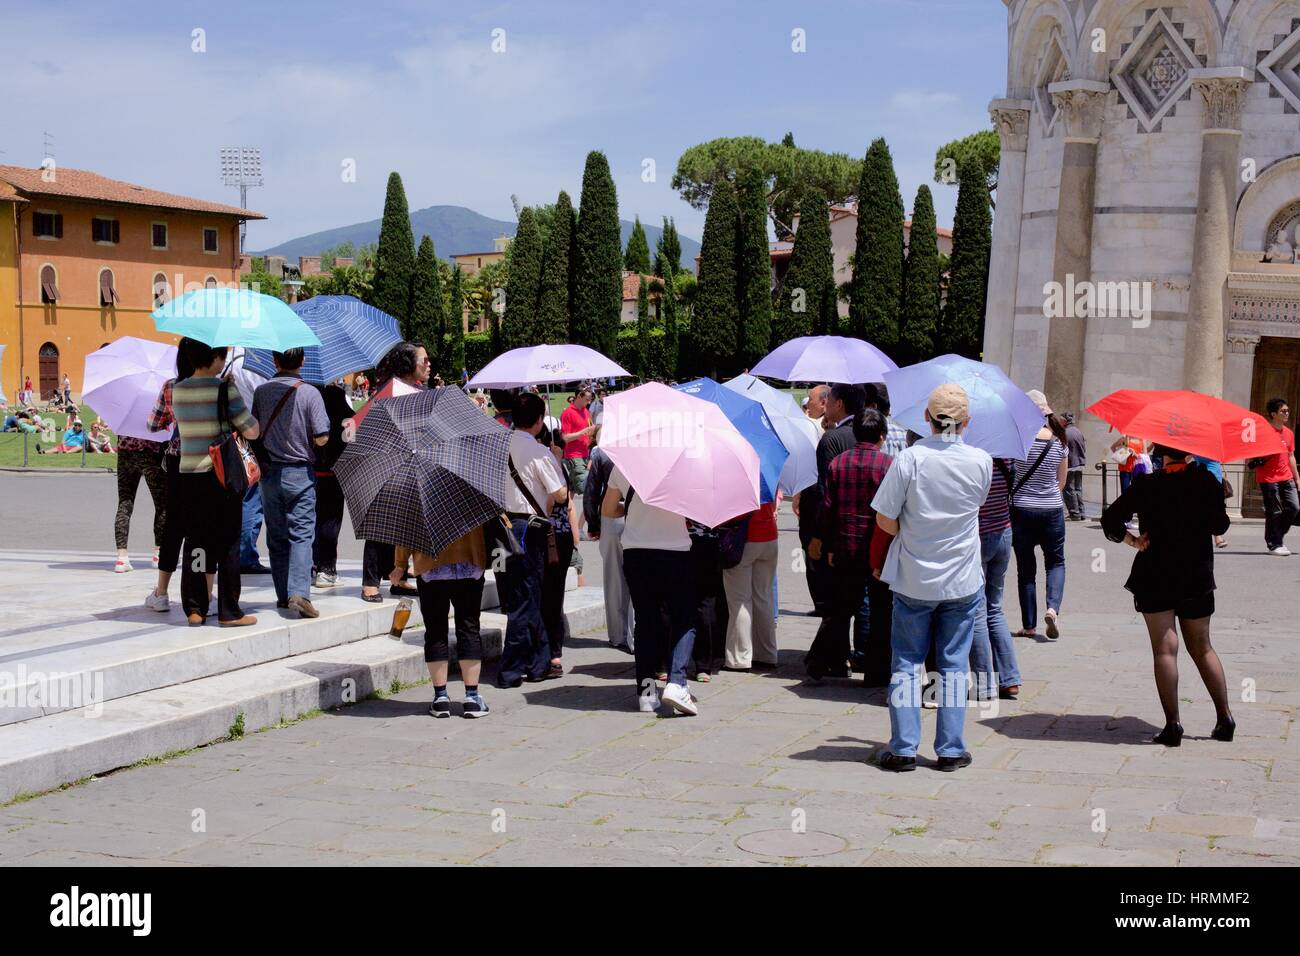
0, 588, 608, 804
0, 554, 579, 728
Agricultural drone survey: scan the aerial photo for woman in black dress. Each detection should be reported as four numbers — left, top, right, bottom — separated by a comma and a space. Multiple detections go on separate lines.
1101, 444, 1234, 746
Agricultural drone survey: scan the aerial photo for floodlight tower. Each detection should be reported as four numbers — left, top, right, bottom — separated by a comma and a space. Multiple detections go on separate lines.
219, 146, 263, 253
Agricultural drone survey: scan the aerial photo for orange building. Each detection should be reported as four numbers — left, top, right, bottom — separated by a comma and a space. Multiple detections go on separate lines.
0, 165, 265, 399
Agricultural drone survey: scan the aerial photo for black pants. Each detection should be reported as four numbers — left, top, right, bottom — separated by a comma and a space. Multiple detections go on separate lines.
157, 454, 185, 574
313, 472, 345, 574
114, 449, 167, 550
362, 539, 395, 588
542, 532, 574, 660
690, 536, 728, 675
417, 575, 484, 662
1261, 479, 1299, 551
179, 471, 245, 621
624, 548, 697, 690
1063, 469, 1085, 518
806, 558, 893, 683
497, 517, 550, 685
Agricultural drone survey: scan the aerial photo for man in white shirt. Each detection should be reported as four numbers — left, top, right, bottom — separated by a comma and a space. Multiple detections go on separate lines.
871, 384, 991, 773
497, 392, 567, 688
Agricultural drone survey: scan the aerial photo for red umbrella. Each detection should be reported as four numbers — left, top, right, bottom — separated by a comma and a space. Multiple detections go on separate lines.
1087, 389, 1286, 462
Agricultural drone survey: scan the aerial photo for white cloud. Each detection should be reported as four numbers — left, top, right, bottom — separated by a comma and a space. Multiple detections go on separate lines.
890, 89, 961, 112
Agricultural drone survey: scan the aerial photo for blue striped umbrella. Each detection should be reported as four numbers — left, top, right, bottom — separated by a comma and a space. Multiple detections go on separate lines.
243, 295, 401, 384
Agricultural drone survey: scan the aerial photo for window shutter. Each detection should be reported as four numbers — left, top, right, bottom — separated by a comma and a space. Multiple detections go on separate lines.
41, 266, 59, 303
100, 270, 118, 306
55, 214, 63, 238
112, 220, 120, 244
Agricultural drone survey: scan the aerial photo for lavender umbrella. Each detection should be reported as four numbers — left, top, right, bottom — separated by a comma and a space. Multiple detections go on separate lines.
82, 337, 178, 441
469, 344, 629, 389
883, 354, 1045, 459
750, 335, 898, 384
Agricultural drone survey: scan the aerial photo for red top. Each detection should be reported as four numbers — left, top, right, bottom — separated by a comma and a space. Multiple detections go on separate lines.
746, 499, 779, 543
1118, 437, 1145, 473
1257, 425, 1296, 484
560, 405, 592, 459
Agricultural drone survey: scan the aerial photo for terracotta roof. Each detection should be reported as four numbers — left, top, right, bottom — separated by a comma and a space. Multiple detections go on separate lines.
622, 272, 660, 301
769, 240, 794, 260
906, 218, 953, 239
0, 165, 265, 219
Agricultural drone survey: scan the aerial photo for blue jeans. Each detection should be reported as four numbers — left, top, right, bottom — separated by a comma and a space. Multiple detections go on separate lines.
623, 548, 697, 691
888, 590, 981, 758
240, 481, 264, 567
497, 518, 550, 686
970, 528, 1021, 693
259, 464, 317, 602
1011, 506, 1066, 630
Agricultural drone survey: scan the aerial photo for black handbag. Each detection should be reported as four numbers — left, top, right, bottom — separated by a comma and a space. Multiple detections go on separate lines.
508, 461, 560, 567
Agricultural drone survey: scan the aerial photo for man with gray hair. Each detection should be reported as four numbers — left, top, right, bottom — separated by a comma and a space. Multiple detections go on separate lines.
871, 383, 991, 772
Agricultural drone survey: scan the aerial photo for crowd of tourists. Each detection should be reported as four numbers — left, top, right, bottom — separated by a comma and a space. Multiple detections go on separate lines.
93, 340, 1299, 761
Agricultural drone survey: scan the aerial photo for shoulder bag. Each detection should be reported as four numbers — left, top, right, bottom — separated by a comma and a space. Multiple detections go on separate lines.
509, 458, 560, 568
252, 379, 303, 467
208, 380, 261, 495
1011, 440, 1056, 497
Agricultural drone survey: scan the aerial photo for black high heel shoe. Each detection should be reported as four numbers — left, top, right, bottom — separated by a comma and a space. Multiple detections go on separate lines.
1152, 722, 1184, 747
1211, 717, 1236, 742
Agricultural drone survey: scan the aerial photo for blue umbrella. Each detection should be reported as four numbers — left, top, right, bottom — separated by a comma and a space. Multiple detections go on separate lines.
883, 354, 1044, 459
152, 288, 320, 350
243, 296, 402, 384
673, 377, 789, 504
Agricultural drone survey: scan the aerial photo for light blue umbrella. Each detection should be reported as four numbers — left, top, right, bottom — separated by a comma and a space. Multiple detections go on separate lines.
152, 288, 320, 351
723, 374, 820, 494
883, 354, 1044, 459
243, 296, 401, 384
673, 377, 788, 504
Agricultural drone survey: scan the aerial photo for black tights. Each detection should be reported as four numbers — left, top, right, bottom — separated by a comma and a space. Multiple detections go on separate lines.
1143, 612, 1232, 727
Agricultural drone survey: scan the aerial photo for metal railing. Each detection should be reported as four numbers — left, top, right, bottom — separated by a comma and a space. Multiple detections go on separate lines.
1093, 460, 1251, 513
0, 430, 115, 469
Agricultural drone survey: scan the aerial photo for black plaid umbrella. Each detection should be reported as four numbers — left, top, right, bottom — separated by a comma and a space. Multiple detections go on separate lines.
334, 386, 511, 558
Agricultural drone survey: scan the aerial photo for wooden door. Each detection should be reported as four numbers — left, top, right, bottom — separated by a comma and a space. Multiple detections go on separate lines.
38, 342, 59, 400
1245, 337, 1300, 517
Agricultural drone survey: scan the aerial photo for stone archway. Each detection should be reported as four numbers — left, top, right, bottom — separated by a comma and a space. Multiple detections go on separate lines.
38, 342, 59, 400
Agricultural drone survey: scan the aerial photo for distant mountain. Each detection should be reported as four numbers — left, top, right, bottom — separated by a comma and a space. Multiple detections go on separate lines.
252, 204, 700, 271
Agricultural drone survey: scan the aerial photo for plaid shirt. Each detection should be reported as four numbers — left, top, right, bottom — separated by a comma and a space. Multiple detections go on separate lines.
147, 378, 182, 457
819, 442, 893, 562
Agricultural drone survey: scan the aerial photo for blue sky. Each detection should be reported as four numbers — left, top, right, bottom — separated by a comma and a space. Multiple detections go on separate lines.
4, 0, 1008, 250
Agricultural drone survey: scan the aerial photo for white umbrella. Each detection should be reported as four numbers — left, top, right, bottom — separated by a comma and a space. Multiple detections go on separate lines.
723, 374, 820, 494
469, 344, 629, 389
750, 335, 897, 384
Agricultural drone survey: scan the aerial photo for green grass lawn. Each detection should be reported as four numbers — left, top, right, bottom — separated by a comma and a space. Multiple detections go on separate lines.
0, 405, 118, 470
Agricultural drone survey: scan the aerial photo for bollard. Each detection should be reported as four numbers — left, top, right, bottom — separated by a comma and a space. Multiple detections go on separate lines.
23, 430, 29, 467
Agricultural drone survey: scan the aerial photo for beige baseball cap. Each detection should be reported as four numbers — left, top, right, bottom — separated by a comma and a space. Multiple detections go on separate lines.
927, 383, 970, 426
1025, 389, 1052, 415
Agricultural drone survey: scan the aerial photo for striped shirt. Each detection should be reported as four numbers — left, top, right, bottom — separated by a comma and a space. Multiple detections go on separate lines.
979, 459, 1013, 534
1013, 438, 1066, 510
173, 376, 255, 474
882, 418, 910, 459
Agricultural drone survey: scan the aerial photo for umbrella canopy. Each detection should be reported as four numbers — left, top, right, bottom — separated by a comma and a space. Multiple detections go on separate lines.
152, 288, 321, 351
1087, 389, 1287, 463
723, 373, 820, 494
673, 377, 788, 503
334, 387, 511, 557
599, 382, 761, 526
469, 343, 629, 389
884, 354, 1044, 459
242, 296, 400, 384
350, 377, 421, 429
82, 337, 179, 441
750, 335, 898, 384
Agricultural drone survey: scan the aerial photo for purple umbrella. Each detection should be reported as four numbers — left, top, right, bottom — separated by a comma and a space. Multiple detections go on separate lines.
82, 337, 178, 441
750, 335, 898, 384
468, 344, 629, 389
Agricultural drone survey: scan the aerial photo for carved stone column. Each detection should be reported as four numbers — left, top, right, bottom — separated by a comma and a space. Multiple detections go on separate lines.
1185, 68, 1253, 397
1043, 80, 1109, 417
983, 99, 1032, 372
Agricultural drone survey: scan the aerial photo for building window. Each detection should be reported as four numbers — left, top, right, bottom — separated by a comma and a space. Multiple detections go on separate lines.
92, 217, 120, 244
204, 275, 219, 290
153, 273, 170, 308
39, 265, 59, 304
33, 211, 63, 239
151, 222, 168, 250
99, 268, 119, 307
203, 227, 219, 253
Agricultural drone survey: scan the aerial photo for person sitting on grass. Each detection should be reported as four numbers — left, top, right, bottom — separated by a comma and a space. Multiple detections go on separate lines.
50, 418, 88, 453
87, 421, 114, 453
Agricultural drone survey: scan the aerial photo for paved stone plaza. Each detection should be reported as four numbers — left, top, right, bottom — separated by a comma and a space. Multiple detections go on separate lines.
0, 471, 1296, 866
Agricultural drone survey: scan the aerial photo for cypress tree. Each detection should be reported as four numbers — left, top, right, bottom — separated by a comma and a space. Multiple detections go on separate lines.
692, 177, 740, 377
572, 151, 623, 355
503, 206, 543, 349
624, 216, 651, 274
372, 171, 416, 336
662, 273, 680, 378
944, 159, 992, 359
900, 185, 940, 363
410, 235, 445, 363
848, 139, 905, 351
773, 189, 834, 345
488, 301, 502, 357
655, 216, 682, 277
448, 266, 466, 376
636, 276, 651, 377
536, 190, 574, 344
736, 165, 773, 364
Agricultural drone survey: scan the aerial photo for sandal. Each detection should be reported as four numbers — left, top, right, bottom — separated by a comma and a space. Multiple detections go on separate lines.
696, 672, 712, 683
1013, 629, 1036, 637
361, 591, 383, 604
1044, 612, 1060, 641
547, 661, 564, 679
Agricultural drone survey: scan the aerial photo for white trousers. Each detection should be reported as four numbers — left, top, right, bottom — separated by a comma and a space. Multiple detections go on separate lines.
723, 538, 780, 668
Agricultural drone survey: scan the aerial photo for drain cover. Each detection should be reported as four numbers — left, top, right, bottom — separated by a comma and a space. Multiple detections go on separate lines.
736, 829, 847, 858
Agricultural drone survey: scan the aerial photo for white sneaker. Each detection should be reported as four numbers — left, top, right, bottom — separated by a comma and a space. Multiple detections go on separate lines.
661, 682, 698, 716
1269, 546, 1292, 556
114, 559, 133, 573
144, 590, 169, 612
638, 688, 661, 713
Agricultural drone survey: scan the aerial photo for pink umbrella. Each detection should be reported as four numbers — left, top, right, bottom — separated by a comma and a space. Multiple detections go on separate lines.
599, 382, 761, 527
